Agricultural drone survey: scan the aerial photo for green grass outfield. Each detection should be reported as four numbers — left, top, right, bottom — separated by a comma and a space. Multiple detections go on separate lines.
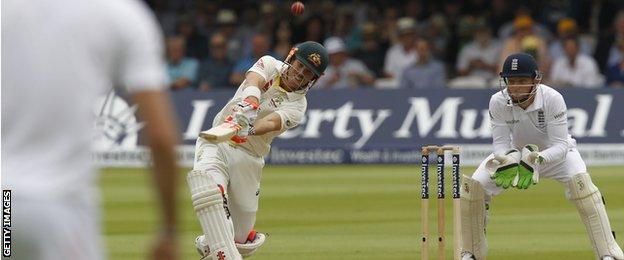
101, 165, 624, 259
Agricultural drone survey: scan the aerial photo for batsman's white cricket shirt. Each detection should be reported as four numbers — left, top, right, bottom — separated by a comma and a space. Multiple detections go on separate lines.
488, 84, 575, 164
2, 0, 167, 200
212, 55, 307, 157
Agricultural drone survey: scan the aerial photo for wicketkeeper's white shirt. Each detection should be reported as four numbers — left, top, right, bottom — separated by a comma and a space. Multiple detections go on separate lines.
212, 55, 307, 157
489, 84, 575, 164
2, 0, 167, 200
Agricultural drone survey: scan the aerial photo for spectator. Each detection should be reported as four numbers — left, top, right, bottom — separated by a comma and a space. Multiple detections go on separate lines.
215, 9, 244, 61
177, 16, 209, 60
425, 14, 450, 61
230, 33, 272, 85
293, 15, 327, 44
497, 7, 553, 41
384, 17, 418, 80
456, 22, 501, 81
272, 20, 294, 60
315, 37, 375, 89
381, 6, 400, 44
595, 10, 624, 72
166, 36, 199, 90
399, 38, 446, 89
237, 7, 262, 58
353, 23, 389, 78
258, 3, 278, 34
198, 34, 234, 91
485, 0, 513, 34
549, 18, 593, 60
499, 15, 550, 74
605, 39, 624, 88
334, 9, 361, 51
550, 37, 603, 88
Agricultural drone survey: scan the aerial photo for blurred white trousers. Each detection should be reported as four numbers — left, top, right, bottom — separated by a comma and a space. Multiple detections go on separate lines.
12, 196, 103, 260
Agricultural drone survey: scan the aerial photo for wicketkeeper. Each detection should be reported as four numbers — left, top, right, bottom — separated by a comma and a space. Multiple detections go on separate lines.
188, 41, 328, 260
460, 53, 623, 260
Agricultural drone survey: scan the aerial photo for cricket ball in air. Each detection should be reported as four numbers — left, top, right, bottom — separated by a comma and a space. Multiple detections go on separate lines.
291, 2, 305, 16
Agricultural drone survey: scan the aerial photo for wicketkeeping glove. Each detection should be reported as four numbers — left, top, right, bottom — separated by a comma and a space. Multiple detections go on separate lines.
486, 149, 521, 189
516, 144, 543, 189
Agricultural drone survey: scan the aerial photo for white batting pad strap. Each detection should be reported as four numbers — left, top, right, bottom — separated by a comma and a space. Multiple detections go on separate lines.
460, 175, 488, 259
187, 170, 241, 260
566, 173, 624, 260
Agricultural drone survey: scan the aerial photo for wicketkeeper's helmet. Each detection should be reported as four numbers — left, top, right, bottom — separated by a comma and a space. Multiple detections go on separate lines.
499, 52, 539, 79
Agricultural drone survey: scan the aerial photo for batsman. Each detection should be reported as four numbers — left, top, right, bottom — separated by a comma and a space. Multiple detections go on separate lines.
187, 41, 328, 260
460, 53, 623, 260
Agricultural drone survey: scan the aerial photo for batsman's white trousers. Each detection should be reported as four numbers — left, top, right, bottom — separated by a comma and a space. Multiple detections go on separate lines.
11, 195, 103, 260
472, 148, 587, 197
193, 138, 264, 243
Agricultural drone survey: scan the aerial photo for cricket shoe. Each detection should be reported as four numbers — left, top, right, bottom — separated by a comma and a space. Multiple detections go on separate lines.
602, 256, 617, 260
194, 235, 210, 260
195, 230, 268, 259
236, 230, 268, 258
461, 251, 476, 260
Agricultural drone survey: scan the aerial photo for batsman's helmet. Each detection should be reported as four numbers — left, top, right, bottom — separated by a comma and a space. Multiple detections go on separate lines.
286, 41, 329, 77
499, 52, 539, 79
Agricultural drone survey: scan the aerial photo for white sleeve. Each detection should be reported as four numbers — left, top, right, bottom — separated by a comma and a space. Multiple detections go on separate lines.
456, 47, 470, 71
274, 100, 306, 131
539, 92, 569, 163
489, 96, 513, 155
383, 48, 394, 76
114, 0, 167, 92
583, 58, 602, 87
549, 60, 564, 83
246, 55, 279, 82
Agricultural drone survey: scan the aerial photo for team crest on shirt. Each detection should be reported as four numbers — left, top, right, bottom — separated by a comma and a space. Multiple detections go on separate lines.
308, 53, 322, 67
537, 110, 546, 129
270, 96, 285, 107
93, 90, 143, 150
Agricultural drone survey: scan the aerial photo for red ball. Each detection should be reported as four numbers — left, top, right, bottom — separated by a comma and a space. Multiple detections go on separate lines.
291, 2, 305, 16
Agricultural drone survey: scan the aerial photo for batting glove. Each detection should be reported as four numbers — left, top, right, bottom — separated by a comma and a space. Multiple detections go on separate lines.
516, 144, 543, 189
487, 149, 521, 189
233, 97, 260, 124
228, 98, 260, 145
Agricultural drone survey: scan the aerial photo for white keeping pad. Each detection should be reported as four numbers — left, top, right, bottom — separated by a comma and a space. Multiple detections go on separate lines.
566, 173, 623, 260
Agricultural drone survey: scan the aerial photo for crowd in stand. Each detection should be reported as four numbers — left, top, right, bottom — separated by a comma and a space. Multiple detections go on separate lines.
147, 0, 624, 90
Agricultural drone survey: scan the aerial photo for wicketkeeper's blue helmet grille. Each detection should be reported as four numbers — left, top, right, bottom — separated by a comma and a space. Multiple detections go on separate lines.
499, 52, 539, 79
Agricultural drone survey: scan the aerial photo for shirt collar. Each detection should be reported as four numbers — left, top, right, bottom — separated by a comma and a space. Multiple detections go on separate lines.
271, 75, 304, 101
523, 84, 544, 112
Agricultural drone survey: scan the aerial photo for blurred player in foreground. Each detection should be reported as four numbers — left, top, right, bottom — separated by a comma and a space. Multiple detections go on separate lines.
189, 42, 328, 260
2, 0, 180, 259
460, 53, 623, 260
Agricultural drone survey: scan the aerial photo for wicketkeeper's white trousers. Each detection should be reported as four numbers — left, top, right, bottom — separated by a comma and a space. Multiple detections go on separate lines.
472, 148, 587, 198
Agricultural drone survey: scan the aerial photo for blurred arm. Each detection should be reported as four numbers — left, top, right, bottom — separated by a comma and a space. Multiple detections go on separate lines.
132, 91, 181, 234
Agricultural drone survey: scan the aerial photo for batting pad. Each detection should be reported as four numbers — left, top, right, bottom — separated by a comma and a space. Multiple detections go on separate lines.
461, 175, 488, 259
566, 173, 624, 260
187, 169, 242, 260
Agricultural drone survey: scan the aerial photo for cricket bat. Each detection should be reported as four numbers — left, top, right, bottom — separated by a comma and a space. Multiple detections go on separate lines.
199, 122, 240, 143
